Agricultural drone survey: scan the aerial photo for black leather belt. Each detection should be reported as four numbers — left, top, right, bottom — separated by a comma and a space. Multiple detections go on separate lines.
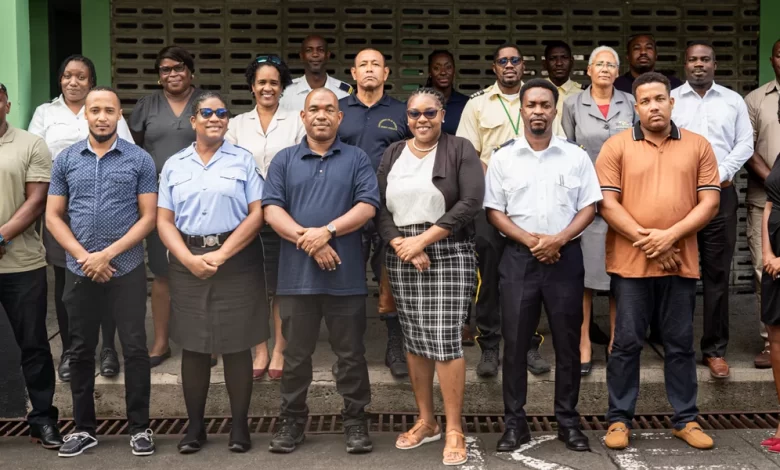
181, 231, 234, 248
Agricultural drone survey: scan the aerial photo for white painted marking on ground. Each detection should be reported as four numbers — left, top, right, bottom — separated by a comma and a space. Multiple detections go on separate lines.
611, 447, 744, 470
458, 436, 487, 470
503, 435, 576, 470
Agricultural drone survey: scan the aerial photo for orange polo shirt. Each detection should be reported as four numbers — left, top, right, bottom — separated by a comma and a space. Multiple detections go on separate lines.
594, 122, 720, 279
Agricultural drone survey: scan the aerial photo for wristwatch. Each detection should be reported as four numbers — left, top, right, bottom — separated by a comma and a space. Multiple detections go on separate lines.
326, 224, 337, 238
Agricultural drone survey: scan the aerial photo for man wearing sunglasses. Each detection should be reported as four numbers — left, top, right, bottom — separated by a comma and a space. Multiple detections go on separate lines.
457, 43, 551, 379
280, 35, 353, 112
338, 48, 411, 378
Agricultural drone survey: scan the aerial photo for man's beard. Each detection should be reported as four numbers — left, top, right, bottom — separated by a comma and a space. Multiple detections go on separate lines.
635, 63, 653, 74
530, 125, 547, 136
90, 128, 117, 143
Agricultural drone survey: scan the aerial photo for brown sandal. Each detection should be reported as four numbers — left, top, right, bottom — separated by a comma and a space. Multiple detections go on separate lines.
443, 430, 468, 466
395, 419, 442, 450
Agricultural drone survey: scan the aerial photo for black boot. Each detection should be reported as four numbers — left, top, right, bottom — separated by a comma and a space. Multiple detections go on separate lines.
385, 317, 408, 378
58, 351, 71, 382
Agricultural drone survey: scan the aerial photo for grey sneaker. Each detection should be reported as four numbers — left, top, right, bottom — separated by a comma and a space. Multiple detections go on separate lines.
58, 432, 98, 458
527, 337, 551, 375
476, 349, 500, 377
130, 429, 155, 456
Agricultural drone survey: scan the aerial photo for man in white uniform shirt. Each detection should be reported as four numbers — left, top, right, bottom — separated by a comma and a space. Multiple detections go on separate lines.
671, 41, 753, 379
484, 79, 602, 453
279, 35, 353, 112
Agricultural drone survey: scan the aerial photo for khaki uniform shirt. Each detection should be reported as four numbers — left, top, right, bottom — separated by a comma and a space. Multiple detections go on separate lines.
0, 125, 52, 273
456, 81, 524, 165
744, 80, 780, 207
547, 78, 583, 138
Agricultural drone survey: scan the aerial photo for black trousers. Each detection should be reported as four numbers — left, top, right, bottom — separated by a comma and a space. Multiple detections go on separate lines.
474, 210, 505, 350
607, 275, 698, 429
278, 295, 371, 427
63, 264, 150, 435
0, 267, 57, 425
698, 185, 738, 358
499, 241, 583, 429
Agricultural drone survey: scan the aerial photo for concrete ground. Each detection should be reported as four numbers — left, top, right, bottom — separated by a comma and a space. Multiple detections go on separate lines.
3, 267, 779, 418
4, 430, 780, 469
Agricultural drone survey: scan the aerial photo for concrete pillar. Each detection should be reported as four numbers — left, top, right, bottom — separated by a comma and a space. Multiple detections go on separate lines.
0, 0, 32, 128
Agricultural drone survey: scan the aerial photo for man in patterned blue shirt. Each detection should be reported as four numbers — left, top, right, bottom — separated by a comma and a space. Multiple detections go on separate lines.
46, 87, 159, 458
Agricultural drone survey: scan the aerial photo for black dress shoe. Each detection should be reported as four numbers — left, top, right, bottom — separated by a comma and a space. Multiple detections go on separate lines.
178, 432, 207, 454
149, 348, 171, 368
30, 423, 64, 449
100, 348, 120, 377
557, 426, 590, 452
58, 352, 72, 382
496, 427, 531, 452
580, 362, 592, 376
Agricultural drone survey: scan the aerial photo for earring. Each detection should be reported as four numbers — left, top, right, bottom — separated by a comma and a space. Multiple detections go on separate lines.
157, 80, 161, 85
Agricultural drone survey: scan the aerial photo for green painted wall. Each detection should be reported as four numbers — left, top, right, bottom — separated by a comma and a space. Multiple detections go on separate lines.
760, 0, 780, 85
0, 0, 32, 128
29, 0, 50, 106
81, 0, 112, 87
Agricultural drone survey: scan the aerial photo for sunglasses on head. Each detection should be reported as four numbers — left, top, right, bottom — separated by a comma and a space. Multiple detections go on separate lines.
159, 63, 187, 75
256, 55, 282, 65
198, 108, 229, 119
407, 108, 441, 120
495, 56, 522, 67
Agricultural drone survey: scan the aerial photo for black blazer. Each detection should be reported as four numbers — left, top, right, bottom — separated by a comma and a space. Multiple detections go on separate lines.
377, 132, 484, 241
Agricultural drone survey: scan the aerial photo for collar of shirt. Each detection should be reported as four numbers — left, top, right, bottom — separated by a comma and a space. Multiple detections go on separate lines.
52, 94, 85, 117
293, 138, 344, 159
447, 90, 469, 104
762, 79, 780, 95
678, 81, 726, 99
84, 136, 119, 155
345, 92, 391, 108
291, 74, 337, 95
245, 106, 296, 135
580, 86, 629, 107
549, 78, 581, 95
175, 139, 245, 167
632, 120, 682, 141
0, 123, 17, 144
486, 81, 523, 101
512, 134, 566, 158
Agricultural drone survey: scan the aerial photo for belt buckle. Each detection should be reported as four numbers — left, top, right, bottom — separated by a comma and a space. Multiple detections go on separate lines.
204, 235, 218, 247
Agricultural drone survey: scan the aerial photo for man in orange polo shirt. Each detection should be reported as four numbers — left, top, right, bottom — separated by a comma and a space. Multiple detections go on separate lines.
595, 72, 720, 451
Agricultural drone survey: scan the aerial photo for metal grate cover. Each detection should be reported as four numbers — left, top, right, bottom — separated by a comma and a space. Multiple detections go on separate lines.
2, 412, 779, 437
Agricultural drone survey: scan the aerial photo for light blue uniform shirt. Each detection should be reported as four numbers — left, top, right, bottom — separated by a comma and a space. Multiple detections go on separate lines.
158, 140, 264, 235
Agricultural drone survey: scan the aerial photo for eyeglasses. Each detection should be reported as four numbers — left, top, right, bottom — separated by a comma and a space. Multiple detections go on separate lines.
159, 63, 187, 75
495, 56, 522, 67
407, 108, 441, 120
256, 55, 282, 65
198, 108, 229, 119
592, 61, 618, 70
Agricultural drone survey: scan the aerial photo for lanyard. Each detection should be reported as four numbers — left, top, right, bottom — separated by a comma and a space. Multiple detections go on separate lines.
498, 96, 521, 136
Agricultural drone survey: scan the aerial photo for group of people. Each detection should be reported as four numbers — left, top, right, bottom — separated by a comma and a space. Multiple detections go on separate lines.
2, 30, 780, 466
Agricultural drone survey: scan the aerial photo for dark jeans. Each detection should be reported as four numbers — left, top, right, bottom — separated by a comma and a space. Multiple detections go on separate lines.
63, 264, 150, 435
608, 275, 698, 430
362, 219, 394, 319
474, 210, 505, 351
699, 185, 738, 358
499, 241, 583, 429
278, 295, 370, 427
0, 267, 57, 425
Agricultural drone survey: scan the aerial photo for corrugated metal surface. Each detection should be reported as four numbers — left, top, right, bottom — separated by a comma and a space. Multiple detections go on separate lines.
111, 0, 761, 288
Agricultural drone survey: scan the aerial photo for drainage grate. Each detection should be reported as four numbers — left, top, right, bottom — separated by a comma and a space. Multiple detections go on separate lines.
1, 412, 778, 437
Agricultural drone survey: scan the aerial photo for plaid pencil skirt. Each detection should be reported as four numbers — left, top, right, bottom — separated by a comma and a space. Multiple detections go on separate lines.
385, 223, 477, 361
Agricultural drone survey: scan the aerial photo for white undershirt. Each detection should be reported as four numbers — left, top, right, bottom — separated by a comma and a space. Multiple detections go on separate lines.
386, 145, 446, 228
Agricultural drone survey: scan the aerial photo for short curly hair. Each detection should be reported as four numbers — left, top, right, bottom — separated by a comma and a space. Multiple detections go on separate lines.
244, 54, 293, 91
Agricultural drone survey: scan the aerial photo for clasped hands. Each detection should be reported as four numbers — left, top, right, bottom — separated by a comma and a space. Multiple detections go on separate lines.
77, 250, 117, 283
633, 227, 682, 272
297, 226, 340, 271
527, 233, 565, 264
764, 254, 780, 279
390, 236, 430, 273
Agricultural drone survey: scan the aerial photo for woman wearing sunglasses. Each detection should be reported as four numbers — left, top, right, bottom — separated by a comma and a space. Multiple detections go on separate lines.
129, 45, 204, 369
157, 92, 268, 454
377, 88, 483, 466
226, 54, 305, 381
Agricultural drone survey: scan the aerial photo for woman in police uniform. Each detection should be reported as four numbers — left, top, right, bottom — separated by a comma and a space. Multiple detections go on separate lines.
561, 46, 637, 375
157, 91, 267, 454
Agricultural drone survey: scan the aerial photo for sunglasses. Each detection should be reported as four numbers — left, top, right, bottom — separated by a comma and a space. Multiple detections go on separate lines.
407, 108, 441, 120
159, 63, 187, 75
256, 55, 282, 65
495, 56, 522, 67
198, 108, 229, 119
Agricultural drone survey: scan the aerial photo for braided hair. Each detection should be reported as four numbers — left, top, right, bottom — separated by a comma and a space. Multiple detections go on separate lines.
424, 50, 456, 88
407, 87, 446, 110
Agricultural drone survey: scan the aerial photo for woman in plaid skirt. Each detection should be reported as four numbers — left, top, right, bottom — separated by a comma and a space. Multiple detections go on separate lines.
377, 88, 484, 466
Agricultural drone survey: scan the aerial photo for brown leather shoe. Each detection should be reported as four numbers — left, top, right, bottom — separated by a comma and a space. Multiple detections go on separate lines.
755, 347, 771, 369
703, 357, 730, 379
604, 422, 629, 450
672, 422, 713, 449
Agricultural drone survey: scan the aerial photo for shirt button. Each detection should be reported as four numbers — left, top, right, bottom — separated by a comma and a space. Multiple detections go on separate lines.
202, 211, 207, 215
202, 187, 207, 191
319, 170, 323, 173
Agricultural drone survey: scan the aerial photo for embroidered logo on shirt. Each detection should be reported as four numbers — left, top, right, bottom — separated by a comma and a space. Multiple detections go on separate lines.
378, 118, 398, 131
615, 121, 633, 131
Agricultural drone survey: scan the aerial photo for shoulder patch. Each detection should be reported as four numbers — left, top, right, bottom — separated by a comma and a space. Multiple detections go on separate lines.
469, 89, 487, 99
339, 82, 354, 94
493, 139, 515, 152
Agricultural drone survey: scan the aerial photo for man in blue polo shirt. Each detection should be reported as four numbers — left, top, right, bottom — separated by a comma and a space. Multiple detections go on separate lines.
264, 88, 379, 455
338, 48, 411, 377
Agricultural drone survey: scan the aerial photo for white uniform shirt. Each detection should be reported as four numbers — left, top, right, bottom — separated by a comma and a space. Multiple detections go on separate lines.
671, 81, 754, 183
28, 95, 134, 159
225, 106, 306, 178
279, 74, 353, 112
483, 135, 602, 235
385, 145, 446, 227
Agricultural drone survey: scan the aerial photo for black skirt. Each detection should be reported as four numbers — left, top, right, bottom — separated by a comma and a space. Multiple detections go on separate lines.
763, 207, 780, 326
168, 237, 269, 354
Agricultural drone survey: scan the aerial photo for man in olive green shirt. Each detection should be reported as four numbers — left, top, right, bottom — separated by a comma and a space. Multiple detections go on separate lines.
0, 83, 62, 449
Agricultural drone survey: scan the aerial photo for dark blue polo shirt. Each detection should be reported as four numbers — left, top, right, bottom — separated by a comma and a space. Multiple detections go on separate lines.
443, 91, 468, 135
338, 93, 410, 172
262, 139, 380, 296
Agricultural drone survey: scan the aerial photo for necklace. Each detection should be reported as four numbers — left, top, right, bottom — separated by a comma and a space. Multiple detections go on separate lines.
498, 95, 522, 136
411, 138, 438, 153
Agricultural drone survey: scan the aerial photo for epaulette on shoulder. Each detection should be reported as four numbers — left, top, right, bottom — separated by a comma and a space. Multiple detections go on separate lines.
493, 139, 515, 153
339, 82, 354, 94
469, 89, 487, 99
565, 139, 586, 151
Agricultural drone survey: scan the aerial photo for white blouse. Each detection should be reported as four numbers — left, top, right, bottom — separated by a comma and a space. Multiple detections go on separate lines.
225, 106, 306, 178
386, 145, 446, 228
28, 95, 135, 159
